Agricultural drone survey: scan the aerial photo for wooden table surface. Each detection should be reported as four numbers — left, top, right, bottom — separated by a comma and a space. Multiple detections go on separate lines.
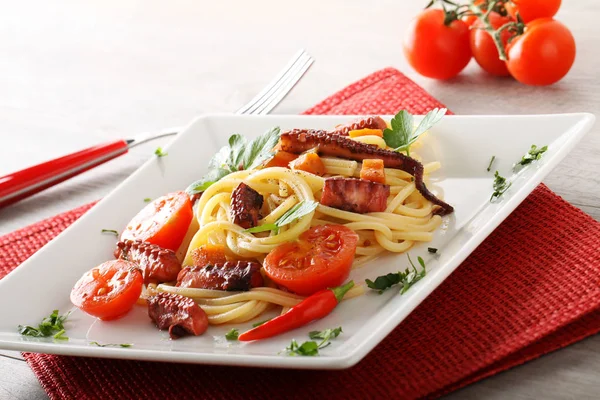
1, 0, 599, 398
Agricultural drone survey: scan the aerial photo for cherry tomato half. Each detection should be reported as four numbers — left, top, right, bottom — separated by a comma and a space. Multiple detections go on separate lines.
404, 9, 472, 80
506, 18, 575, 86
470, 12, 513, 77
264, 225, 359, 296
505, 0, 561, 23
121, 191, 193, 251
71, 259, 143, 320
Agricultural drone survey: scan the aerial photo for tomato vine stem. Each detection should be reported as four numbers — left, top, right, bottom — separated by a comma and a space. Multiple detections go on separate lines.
468, 0, 518, 61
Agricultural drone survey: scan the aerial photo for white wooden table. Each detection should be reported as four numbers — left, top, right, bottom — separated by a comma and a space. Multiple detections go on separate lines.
1, 1, 599, 398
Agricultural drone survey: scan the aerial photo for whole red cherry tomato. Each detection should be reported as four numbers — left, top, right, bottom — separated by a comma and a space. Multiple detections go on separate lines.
404, 8, 472, 80
505, 0, 561, 23
470, 12, 513, 77
506, 18, 575, 86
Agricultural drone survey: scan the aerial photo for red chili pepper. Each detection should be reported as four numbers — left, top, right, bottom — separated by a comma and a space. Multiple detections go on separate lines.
238, 281, 354, 342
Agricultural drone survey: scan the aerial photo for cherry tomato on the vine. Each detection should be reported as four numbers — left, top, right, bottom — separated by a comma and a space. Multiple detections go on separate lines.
404, 8, 472, 80
506, 18, 575, 86
505, 0, 561, 23
470, 12, 513, 77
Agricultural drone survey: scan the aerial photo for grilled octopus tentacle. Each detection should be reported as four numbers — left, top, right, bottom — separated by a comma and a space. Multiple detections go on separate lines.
332, 116, 388, 135
176, 261, 264, 291
115, 239, 182, 284
279, 129, 454, 216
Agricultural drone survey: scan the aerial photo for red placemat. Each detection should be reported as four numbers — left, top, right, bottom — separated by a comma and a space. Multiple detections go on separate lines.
2, 68, 599, 399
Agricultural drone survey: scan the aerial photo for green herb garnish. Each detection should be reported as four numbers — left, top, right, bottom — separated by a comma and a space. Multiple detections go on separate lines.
308, 327, 342, 341
90, 341, 132, 348
18, 310, 71, 340
490, 171, 512, 201
252, 319, 271, 328
101, 229, 119, 236
383, 108, 446, 156
225, 328, 239, 341
428, 247, 438, 254
154, 147, 168, 157
245, 200, 318, 233
285, 327, 343, 357
514, 144, 548, 171
487, 156, 496, 172
143, 198, 152, 203
365, 255, 426, 294
186, 127, 281, 195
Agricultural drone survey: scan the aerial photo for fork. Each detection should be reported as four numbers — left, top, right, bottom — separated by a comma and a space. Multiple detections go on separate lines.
0, 50, 314, 209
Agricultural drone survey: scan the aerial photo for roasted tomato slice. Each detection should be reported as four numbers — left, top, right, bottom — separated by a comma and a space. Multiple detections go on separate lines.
70, 259, 143, 320
264, 225, 358, 296
121, 191, 193, 251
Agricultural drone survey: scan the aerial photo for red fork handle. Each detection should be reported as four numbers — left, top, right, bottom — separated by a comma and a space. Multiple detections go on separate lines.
0, 140, 129, 208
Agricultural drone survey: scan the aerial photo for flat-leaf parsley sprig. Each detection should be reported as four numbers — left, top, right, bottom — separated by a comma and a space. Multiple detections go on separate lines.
284, 327, 343, 357
186, 127, 281, 195
365, 254, 427, 294
18, 310, 71, 340
383, 108, 447, 156
245, 200, 318, 233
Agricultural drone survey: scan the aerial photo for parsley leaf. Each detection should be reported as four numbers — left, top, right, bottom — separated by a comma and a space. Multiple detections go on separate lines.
89, 341, 132, 348
245, 200, 318, 233
514, 144, 548, 171
490, 171, 512, 202
252, 319, 271, 328
487, 155, 496, 172
383, 108, 446, 156
101, 229, 119, 236
285, 327, 343, 356
308, 327, 342, 341
154, 147, 168, 157
18, 310, 71, 340
186, 127, 281, 195
143, 198, 152, 203
365, 255, 427, 294
225, 328, 239, 341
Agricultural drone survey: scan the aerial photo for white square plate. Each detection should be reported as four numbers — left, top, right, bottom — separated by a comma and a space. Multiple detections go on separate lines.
0, 113, 594, 369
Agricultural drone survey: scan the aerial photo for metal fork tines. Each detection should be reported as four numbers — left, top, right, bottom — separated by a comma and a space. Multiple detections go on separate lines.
129, 49, 314, 147
236, 49, 314, 115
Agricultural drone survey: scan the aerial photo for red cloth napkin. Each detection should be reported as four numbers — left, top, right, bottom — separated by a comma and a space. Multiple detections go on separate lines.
1, 68, 599, 399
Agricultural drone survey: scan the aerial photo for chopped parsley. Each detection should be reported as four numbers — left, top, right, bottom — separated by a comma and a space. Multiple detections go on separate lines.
383, 108, 447, 156
18, 310, 71, 340
101, 229, 119, 236
90, 342, 132, 348
245, 200, 318, 233
143, 197, 152, 203
186, 127, 281, 195
365, 254, 426, 294
514, 144, 548, 171
487, 155, 496, 172
225, 328, 239, 341
252, 319, 271, 328
490, 171, 512, 201
285, 327, 343, 357
154, 147, 168, 157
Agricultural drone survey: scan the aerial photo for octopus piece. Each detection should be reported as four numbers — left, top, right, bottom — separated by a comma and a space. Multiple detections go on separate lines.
177, 261, 264, 291
279, 129, 454, 216
230, 182, 264, 229
332, 116, 388, 135
321, 178, 390, 214
115, 239, 181, 284
147, 292, 208, 339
